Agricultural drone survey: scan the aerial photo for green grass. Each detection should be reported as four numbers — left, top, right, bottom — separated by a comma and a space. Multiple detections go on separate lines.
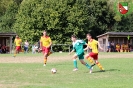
0, 53, 133, 88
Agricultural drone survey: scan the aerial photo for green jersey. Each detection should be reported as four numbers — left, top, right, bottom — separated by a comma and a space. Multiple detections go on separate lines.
72, 40, 86, 55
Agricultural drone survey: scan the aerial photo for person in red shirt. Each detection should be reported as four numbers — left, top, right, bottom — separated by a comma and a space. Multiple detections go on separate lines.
13, 35, 22, 57
39, 30, 52, 66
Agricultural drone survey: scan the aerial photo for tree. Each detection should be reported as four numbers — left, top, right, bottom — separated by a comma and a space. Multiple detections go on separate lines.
0, 0, 22, 32
112, 13, 133, 32
13, 0, 91, 44
86, 0, 116, 39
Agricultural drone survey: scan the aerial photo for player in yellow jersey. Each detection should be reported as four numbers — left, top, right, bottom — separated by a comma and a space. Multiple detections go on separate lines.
13, 35, 22, 57
116, 43, 120, 52
124, 43, 129, 52
40, 30, 52, 66
121, 43, 125, 52
84, 33, 104, 71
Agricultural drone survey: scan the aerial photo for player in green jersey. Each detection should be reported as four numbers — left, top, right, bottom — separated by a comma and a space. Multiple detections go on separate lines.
69, 35, 92, 73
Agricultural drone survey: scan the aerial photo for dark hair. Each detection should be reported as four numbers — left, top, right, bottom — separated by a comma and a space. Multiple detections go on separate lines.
71, 35, 77, 38
87, 33, 91, 37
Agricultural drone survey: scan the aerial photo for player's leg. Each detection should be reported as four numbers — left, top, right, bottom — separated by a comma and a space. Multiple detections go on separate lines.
85, 53, 95, 66
18, 46, 21, 54
13, 46, 19, 57
72, 54, 78, 71
43, 47, 50, 66
47, 48, 52, 56
79, 54, 91, 68
79, 53, 93, 73
43, 53, 48, 66
79, 59, 93, 73
94, 55, 104, 71
14, 49, 17, 57
95, 60, 104, 71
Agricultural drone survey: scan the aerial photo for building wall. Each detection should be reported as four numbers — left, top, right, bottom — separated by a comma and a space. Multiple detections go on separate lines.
98, 35, 107, 52
0, 37, 6, 45
109, 37, 133, 44
0, 37, 10, 46
98, 35, 133, 52
0, 36, 13, 53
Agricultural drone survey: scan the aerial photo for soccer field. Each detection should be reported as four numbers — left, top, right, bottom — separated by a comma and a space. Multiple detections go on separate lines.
0, 52, 133, 88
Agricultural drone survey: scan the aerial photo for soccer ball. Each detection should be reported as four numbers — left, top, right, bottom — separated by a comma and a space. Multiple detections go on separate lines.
51, 68, 57, 74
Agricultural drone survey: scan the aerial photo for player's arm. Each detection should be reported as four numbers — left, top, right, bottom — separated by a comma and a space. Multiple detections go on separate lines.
84, 45, 89, 51
47, 37, 52, 48
98, 42, 103, 50
47, 41, 52, 48
78, 40, 89, 51
69, 45, 75, 55
84, 44, 91, 51
69, 49, 75, 55
20, 39, 22, 45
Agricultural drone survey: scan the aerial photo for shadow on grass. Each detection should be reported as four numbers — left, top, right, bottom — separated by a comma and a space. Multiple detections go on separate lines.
92, 69, 120, 73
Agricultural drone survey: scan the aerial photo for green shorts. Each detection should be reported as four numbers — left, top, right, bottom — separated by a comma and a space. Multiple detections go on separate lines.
76, 52, 84, 60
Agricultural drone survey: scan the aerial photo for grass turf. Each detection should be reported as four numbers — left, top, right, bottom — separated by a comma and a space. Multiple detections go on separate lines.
0, 53, 133, 88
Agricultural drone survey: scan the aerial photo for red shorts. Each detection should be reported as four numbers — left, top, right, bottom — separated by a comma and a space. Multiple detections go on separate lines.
116, 48, 120, 51
42, 47, 50, 54
16, 46, 21, 51
89, 52, 98, 60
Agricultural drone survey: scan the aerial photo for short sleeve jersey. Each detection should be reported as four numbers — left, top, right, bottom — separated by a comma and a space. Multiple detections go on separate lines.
116, 44, 120, 49
88, 39, 98, 53
14, 38, 22, 46
40, 36, 51, 47
72, 40, 86, 55
124, 44, 128, 48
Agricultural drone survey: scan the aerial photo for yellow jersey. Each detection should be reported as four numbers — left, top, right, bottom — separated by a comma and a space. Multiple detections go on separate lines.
116, 44, 120, 49
88, 39, 98, 53
14, 38, 22, 46
40, 36, 51, 47
124, 44, 128, 49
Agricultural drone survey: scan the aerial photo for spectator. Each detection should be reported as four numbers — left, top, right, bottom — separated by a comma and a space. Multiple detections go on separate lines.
0, 44, 2, 53
32, 43, 38, 54
128, 43, 131, 52
121, 43, 125, 52
130, 46, 133, 52
38, 41, 40, 50
2, 45, 6, 54
6, 46, 9, 53
107, 40, 111, 52
124, 43, 129, 52
116, 43, 120, 52
37, 41, 41, 53
24, 40, 29, 54
111, 41, 115, 52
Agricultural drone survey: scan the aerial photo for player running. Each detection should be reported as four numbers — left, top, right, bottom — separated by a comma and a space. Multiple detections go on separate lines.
84, 33, 104, 71
13, 35, 22, 57
69, 35, 92, 73
40, 30, 52, 66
